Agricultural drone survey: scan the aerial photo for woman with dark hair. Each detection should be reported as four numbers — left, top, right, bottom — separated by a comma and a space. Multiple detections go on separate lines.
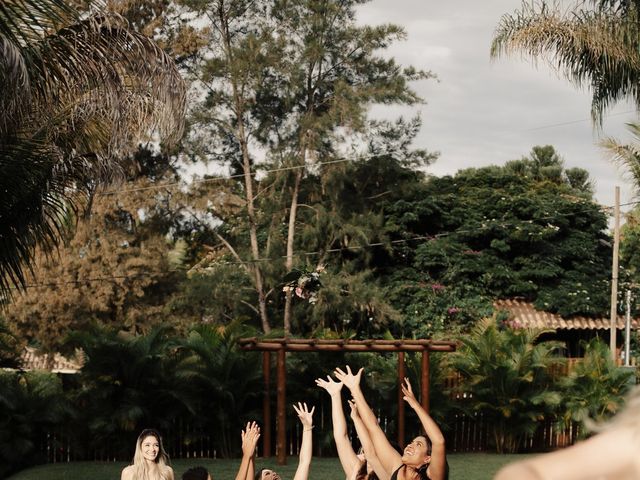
316, 375, 386, 480
335, 366, 448, 480
121, 428, 175, 480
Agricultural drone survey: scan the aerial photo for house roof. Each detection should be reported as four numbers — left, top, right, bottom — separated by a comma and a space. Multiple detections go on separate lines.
494, 299, 640, 330
19, 346, 83, 373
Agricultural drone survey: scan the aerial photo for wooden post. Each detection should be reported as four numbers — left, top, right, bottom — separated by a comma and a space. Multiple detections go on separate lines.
276, 348, 287, 465
421, 350, 430, 413
610, 186, 620, 361
397, 351, 405, 448
263, 351, 272, 457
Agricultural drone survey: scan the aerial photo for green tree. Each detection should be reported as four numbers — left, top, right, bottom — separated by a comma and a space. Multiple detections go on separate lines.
0, 370, 73, 477
559, 338, 635, 434
6, 160, 186, 351
380, 146, 611, 338
0, 317, 20, 369
67, 325, 192, 459
0, 0, 185, 301
178, 0, 434, 334
175, 322, 263, 457
492, 0, 640, 124
451, 318, 564, 453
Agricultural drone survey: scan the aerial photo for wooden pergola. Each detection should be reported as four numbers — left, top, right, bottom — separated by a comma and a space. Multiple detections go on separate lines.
237, 337, 457, 465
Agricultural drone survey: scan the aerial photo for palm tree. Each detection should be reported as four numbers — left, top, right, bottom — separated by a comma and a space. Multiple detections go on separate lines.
602, 121, 640, 182
491, 0, 640, 125
68, 325, 192, 459
0, 370, 73, 477
558, 338, 634, 436
451, 318, 564, 453
0, 0, 185, 300
175, 321, 263, 457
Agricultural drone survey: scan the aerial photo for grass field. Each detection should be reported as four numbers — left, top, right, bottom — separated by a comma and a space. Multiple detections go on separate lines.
8, 453, 535, 480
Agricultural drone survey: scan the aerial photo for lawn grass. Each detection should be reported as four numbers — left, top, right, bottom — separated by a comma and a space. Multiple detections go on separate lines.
8, 453, 535, 480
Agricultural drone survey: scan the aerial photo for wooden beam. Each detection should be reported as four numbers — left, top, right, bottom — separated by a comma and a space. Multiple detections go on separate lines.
238, 337, 457, 350
263, 351, 272, 457
276, 348, 287, 465
421, 350, 430, 413
238, 342, 455, 353
397, 351, 405, 448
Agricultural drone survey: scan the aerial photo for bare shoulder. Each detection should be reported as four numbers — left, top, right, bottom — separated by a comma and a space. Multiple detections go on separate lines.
165, 465, 175, 480
121, 465, 134, 480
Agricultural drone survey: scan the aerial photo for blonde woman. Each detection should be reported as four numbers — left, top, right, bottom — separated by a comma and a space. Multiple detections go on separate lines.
494, 386, 640, 480
121, 428, 175, 480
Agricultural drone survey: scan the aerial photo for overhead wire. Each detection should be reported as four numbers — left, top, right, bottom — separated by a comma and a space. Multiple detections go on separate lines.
11, 108, 640, 289
13, 196, 637, 290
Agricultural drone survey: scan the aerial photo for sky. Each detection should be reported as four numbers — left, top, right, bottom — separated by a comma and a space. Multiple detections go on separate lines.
356, 0, 639, 215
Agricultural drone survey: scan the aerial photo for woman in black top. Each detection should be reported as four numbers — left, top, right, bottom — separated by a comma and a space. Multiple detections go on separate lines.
335, 366, 448, 480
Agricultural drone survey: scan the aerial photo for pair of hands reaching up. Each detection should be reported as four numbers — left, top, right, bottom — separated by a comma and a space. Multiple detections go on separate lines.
317, 365, 419, 408
238, 403, 315, 480
315, 374, 364, 421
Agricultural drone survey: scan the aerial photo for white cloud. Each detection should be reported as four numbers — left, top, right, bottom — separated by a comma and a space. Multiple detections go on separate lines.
357, 0, 639, 214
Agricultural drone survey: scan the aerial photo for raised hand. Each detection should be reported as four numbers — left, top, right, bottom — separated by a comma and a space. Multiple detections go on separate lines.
347, 399, 361, 421
293, 402, 315, 430
315, 375, 343, 396
241, 421, 261, 457
333, 365, 363, 391
401, 377, 420, 409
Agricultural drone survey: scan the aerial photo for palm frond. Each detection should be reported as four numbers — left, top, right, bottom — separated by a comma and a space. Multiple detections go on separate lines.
491, 2, 640, 124
1, 0, 186, 300
601, 121, 640, 191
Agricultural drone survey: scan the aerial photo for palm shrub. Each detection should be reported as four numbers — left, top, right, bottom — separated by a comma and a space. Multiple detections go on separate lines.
0, 370, 73, 477
175, 321, 263, 458
67, 325, 192, 459
559, 338, 635, 436
451, 318, 564, 453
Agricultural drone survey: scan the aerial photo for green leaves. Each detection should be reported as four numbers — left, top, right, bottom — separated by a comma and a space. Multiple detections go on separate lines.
1, 0, 186, 300
451, 318, 564, 453
558, 338, 634, 433
492, 1, 640, 125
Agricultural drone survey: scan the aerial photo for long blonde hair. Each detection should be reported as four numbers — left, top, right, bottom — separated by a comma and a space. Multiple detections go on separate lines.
130, 429, 172, 480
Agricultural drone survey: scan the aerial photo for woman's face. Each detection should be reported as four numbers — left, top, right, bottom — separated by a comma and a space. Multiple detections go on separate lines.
401, 436, 430, 468
140, 435, 160, 462
261, 469, 281, 480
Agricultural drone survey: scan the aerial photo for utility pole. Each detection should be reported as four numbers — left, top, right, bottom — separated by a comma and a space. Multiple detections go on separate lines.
609, 186, 620, 361
625, 289, 632, 367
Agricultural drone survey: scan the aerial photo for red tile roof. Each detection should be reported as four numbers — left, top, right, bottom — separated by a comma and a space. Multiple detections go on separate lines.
494, 299, 640, 330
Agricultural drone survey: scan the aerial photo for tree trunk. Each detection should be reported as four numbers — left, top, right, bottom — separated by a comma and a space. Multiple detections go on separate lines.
220, 7, 271, 333
283, 167, 303, 335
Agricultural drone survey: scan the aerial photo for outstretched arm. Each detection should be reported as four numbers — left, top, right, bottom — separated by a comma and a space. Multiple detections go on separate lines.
292, 402, 315, 480
235, 421, 261, 480
402, 378, 446, 480
494, 426, 638, 480
334, 365, 402, 474
316, 376, 359, 477
349, 400, 391, 480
